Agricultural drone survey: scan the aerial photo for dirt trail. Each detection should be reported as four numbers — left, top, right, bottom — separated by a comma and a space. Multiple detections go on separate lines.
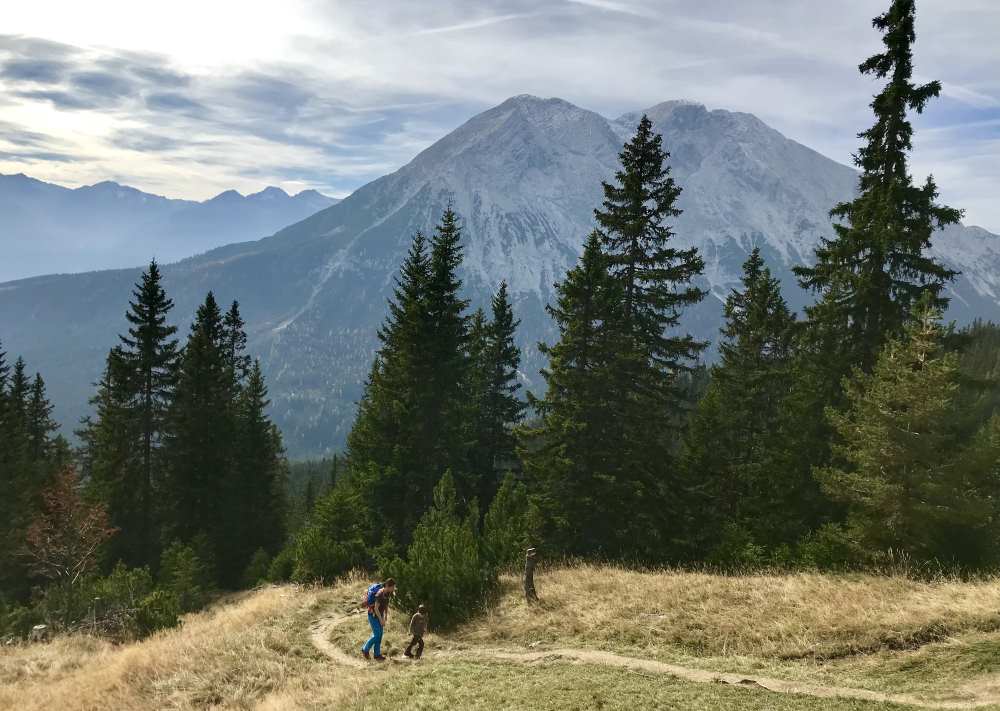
310, 612, 998, 709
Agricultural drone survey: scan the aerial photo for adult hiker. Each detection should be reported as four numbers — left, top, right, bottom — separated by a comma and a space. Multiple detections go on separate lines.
361, 577, 395, 661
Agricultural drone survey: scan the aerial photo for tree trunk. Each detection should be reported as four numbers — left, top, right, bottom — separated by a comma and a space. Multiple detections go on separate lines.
523, 547, 538, 603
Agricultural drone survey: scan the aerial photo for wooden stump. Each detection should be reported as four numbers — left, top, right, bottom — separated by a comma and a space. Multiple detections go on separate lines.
524, 547, 539, 603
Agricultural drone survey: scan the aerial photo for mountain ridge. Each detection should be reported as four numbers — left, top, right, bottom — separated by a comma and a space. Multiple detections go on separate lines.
2, 94, 997, 456
0, 173, 340, 282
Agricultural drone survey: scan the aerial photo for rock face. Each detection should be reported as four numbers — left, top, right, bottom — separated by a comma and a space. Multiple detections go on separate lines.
0, 174, 339, 281
1, 94, 997, 456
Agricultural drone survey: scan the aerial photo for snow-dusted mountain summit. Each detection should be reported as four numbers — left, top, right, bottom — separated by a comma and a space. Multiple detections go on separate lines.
2, 94, 997, 455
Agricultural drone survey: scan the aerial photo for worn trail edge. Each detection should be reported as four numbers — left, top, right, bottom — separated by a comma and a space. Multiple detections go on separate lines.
310, 613, 996, 710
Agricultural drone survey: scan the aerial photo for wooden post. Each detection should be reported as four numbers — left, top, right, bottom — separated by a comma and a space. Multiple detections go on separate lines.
524, 547, 538, 603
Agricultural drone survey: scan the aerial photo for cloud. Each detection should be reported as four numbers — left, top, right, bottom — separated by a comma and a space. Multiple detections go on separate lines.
0, 2, 998, 231
1, 58, 69, 83
145, 91, 205, 114
0, 149, 78, 163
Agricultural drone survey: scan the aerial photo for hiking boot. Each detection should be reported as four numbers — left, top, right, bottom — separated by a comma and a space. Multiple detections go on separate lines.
403, 650, 413, 658
374, 655, 387, 662
361, 650, 371, 660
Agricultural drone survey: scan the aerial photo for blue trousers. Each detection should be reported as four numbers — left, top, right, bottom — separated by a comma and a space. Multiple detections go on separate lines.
362, 613, 383, 657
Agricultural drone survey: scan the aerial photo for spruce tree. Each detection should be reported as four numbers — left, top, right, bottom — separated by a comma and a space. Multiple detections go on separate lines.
783, 0, 962, 534
595, 114, 706, 381
230, 360, 287, 576
222, 300, 252, 385
467, 284, 525, 504
816, 299, 981, 563
479, 282, 525, 501
117, 260, 180, 566
346, 210, 474, 547
78, 348, 143, 567
589, 116, 706, 557
521, 233, 624, 555
794, 0, 961, 377
682, 248, 803, 557
346, 232, 434, 545
162, 292, 235, 579
26, 374, 58, 464
424, 207, 472, 483
466, 308, 492, 483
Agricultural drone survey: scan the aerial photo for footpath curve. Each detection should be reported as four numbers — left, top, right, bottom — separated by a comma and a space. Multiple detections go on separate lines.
309, 611, 998, 710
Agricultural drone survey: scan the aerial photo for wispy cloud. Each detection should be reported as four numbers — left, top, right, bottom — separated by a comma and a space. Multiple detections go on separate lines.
0, 2, 998, 232
410, 12, 537, 36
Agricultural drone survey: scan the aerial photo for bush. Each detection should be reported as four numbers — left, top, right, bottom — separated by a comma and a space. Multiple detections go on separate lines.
707, 523, 766, 569
242, 548, 272, 588
382, 471, 496, 628
0, 600, 41, 640
483, 474, 533, 570
267, 547, 296, 583
92, 563, 155, 610
796, 523, 860, 569
135, 590, 181, 637
160, 540, 215, 613
292, 482, 369, 583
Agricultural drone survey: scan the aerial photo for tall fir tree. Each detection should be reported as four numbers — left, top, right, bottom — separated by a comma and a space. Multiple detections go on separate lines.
347, 231, 434, 545
222, 300, 252, 385
424, 207, 472, 484
162, 291, 236, 579
0, 356, 64, 599
474, 282, 525, 503
467, 307, 491, 480
520, 233, 625, 556
117, 260, 180, 566
587, 116, 706, 557
78, 348, 143, 567
347, 208, 474, 548
25, 374, 59, 466
229, 359, 287, 578
783, 0, 962, 533
794, 0, 961, 377
681, 248, 805, 558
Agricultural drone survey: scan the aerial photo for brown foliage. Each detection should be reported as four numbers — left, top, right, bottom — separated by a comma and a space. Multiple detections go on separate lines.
22, 469, 117, 586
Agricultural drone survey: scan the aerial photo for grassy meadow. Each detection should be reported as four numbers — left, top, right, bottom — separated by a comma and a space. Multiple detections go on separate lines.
5, 565, 1000, 710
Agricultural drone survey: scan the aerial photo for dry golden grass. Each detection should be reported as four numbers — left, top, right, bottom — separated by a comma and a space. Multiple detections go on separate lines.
0, 582, 370, 711
452, 564, 1000, 660
8, 565, 1000, 710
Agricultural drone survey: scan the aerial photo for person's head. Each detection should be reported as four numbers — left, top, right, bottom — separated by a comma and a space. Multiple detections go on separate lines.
417, 604, 426, 614
384, 577, 396, 593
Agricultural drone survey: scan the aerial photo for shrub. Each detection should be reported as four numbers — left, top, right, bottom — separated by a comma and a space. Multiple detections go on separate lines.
292, 482, 369, 583
707, 523, 766, 569
482, 473, 533, 570
0, 601, 41, 640
242, 548, 272, 588
135, 590, 181, 637
267, 547, 296, 583
382, 471, 496, 628
160, 540, 215, 613
796, 523, 860, 570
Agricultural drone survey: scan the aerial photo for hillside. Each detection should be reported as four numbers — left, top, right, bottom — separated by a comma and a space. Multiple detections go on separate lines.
6, 566, 1000, 709
2, 95, 999, 456
0, 173, 339, 281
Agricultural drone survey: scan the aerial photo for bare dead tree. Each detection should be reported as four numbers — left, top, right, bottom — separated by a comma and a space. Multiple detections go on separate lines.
22, 469, 117, 588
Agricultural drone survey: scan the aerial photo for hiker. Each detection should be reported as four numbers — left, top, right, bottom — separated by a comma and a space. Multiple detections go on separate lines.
361, 578, 395, 661
404, 604, 428, 659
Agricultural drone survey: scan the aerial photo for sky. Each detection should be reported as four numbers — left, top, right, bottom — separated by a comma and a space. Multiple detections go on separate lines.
2, 0, 999, 232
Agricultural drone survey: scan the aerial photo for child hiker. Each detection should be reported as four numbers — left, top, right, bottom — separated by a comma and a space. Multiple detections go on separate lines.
404, 605, 428, 659
361, 578, 395, 661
